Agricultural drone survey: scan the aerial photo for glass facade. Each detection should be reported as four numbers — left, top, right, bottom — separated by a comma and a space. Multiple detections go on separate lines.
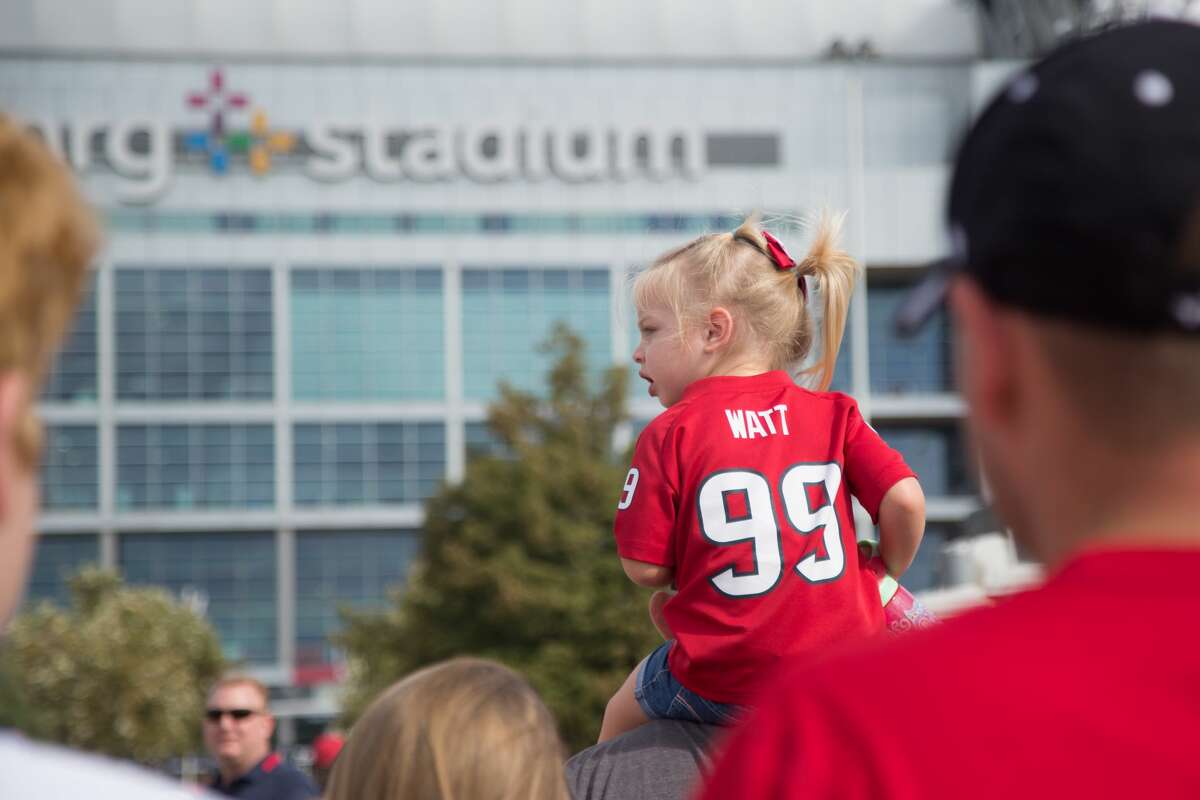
293, 421, 445, 506
462, 269, 610, 399
294, 530, 421, 666
116, 424, 275, 510
43, 281, 97, 403
899, 522, 952, 592
34, 263, 976, 673
828, 312, 854, 394
868, 283, 953, 394
119, 531, 277, 663
876, 423, 968, 497
464, 421, 512, 461
25, 534, 99, 606
41, 425, 99, 510
292, 269, 444, 401
115, 268, 273, 401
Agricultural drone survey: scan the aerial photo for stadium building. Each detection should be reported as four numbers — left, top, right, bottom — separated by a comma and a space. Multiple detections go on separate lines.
1, 0, 1041, 740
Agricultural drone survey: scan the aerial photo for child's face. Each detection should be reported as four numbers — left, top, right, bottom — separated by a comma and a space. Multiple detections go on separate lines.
633, 303, 709, 407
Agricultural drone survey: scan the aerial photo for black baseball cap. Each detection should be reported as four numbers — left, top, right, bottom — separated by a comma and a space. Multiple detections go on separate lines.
895, 19, 1200, 337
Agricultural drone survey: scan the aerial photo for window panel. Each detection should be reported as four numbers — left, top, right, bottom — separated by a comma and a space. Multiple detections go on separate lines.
875, 423, 968, 497
116, 424, 275, 510
119, 531, 277, 664
868, 284, 952, 393
43, 280, 98, 403
41, 425, 99, 510
25, 534, 99, 606
463, 268, 611, 400
293, 422, 445, 506
294, 530, 420, 667
115, 268, 273, 401
291, 269, 444, 401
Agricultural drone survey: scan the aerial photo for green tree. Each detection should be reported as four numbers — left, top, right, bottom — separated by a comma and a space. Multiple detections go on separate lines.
0, 568, 226, 763
338, 325, 660, 751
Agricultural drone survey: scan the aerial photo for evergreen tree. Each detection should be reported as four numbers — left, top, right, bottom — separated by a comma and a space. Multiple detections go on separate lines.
338, 325, 660, 751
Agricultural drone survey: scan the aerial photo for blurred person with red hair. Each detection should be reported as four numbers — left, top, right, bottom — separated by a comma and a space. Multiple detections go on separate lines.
0, 116, 206, 798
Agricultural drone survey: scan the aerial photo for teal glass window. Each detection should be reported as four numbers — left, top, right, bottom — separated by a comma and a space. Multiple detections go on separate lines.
119, 531, 276, 664
827, 313, 854, 394
293, 421, 445, 506
464, 421, 512, 461
26, 534, 99, 606
875, 423, 967, 497
294, 530, 420, 666
462, 269, 610, 400
900, 522, 953, 592
43, 280, 97, 403
42, 425, 99, 510
116, 424, 275, 510
115, 268, 273, 401
291, 269, 444, 401
868, 284, 952, 393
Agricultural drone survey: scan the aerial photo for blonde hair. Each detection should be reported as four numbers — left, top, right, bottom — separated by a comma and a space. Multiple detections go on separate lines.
0, 115, 98, 468
208, 674, 270, 709
325, 658, 568, 800
633, 212, 859, 391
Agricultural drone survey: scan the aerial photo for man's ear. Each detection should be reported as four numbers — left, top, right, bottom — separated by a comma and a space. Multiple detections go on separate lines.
0, 372, 32, 518
703, 307, 735, 353
948, 278, 1018, 433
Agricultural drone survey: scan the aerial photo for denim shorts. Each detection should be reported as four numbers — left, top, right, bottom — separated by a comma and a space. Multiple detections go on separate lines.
633, 641, 743, 726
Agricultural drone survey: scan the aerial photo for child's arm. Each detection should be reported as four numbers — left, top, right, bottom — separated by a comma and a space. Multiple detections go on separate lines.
620, 557, 674, 588
876, 477, 925, 577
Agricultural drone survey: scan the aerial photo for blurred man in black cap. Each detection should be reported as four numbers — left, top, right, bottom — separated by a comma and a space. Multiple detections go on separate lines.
700, 19, 1200, 798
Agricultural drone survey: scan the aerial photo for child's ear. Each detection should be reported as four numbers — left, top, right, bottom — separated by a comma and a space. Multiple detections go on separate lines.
704, 307, 735, 352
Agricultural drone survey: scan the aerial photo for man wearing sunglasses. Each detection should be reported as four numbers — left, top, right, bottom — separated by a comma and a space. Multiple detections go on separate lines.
204, 676, 317, 800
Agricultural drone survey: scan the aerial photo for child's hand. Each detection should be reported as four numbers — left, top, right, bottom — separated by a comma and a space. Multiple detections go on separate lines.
649, 589, 675, 640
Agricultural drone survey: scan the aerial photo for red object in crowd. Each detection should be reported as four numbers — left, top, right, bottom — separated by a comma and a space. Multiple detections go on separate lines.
311, 733, 344, 769
858, 540, 938, 634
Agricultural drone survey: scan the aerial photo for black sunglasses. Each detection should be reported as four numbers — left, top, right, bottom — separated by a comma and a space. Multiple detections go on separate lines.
205, 708, 260, 722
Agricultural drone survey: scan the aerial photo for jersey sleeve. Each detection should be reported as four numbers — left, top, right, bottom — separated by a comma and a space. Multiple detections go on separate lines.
613, 418, 680, 567
842, 401, 917, 523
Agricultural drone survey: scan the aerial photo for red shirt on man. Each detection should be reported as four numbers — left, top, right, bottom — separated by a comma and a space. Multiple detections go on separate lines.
615, 371, 915, 705
698, 549, 1200, 798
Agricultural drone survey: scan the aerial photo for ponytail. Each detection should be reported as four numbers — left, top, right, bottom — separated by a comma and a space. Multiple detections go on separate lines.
634, 210, 859, 389
797, 213, 859, 391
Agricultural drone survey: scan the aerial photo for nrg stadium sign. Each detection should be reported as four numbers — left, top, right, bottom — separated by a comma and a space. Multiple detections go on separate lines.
22, 69, 775, 205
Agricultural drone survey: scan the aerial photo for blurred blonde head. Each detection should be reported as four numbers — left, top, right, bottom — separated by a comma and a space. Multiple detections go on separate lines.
0, 115, 98, 469
633, 212, 859, 391
325, 658, 568, 800
0, 115, 97, 630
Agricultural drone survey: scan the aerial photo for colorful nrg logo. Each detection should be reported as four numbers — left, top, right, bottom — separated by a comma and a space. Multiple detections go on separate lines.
183, 69, 295, 175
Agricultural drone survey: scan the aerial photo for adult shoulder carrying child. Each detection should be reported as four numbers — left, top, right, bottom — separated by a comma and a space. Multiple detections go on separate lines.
600, 213, 926, 742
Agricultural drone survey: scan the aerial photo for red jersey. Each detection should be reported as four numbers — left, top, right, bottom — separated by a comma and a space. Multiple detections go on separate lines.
697, 549, 1200, 799
614, 371, 915, 705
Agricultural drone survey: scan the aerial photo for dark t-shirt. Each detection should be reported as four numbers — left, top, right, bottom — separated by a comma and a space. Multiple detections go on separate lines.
212, 754, 317, 800
566, 721, 720, 800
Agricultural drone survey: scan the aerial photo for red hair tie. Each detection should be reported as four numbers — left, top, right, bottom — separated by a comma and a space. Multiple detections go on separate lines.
762, 230, 807, 301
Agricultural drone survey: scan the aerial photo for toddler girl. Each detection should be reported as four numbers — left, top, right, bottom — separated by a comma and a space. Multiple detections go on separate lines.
601, 214, 926, 741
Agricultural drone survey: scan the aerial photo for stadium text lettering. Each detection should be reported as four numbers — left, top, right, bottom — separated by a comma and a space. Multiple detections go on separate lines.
26, 117, 705, 204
